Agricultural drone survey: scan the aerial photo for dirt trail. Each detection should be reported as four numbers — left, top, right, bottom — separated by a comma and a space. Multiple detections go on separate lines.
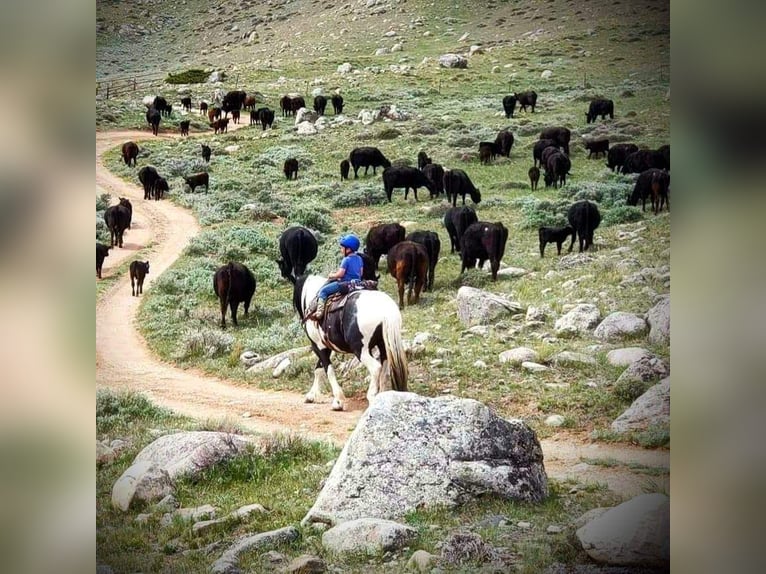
95, 127, 668, 498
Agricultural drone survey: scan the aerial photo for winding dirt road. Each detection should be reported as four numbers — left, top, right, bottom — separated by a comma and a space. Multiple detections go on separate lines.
95, 126, 669, 498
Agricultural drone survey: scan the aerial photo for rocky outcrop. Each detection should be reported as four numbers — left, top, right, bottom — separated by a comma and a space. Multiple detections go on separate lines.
456, 287, 523, 327
612, 378, 670, 433
554, 304, 601, 336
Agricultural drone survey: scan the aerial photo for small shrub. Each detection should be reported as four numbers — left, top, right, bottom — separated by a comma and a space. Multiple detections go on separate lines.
512, 196, 570, 229
287, 201, 334, 233
614, 377, 651, 403
177, 328, 234, 359
377, 128, 401, 140
96, 193, 111, 212
96, 389, 172, 433
332, 184, 388, 208
603, 206, 644, 226
166, 69, 211, 84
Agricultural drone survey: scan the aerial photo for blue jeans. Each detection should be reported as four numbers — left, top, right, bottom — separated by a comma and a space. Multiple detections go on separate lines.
318, 280, 358, 301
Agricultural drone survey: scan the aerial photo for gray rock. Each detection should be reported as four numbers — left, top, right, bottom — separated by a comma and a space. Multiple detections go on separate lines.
171, 504, 217, 523
646, 296, 670, 345
439, 53, 468, 68
272, 357, 291, 377
526, 306, 547, 323
496, 266, 527, 278
208, 70, 225, 83
135, 513, 152, 524
111, 461, 174, 511
522, 361, 549, 373
499, 347, 539, 366
285, 554, 326, 573
594, 312, 648, 341
606, 348, 651, 367
611, 378, 670, 433
541, 69, 553, 79
295, 108, 319, 125
551, 351, 597, 366
616, 356, 669, 384
554, 304, 601, 336
154, 494, 179, 513
576, 494, 669, 567
296, 121, 318, 135
247, 347, 311, 373
322, 518, 417, 556
337, 62, 353, 74
456, 286, 523, 327
261, 550, 287, 566
547, 525, 564, 533
302, 392, 547, 526
240, 351, 261, 367
133, 431, 250, 481
407, 549, 438, 572
572, 507, 609, 530
211, 526, 300, 574
230, 503, 267, 519
545, 415, 566, 427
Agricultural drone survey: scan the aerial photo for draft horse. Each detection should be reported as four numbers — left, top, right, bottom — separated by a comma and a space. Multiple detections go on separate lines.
292, 275, 408, 410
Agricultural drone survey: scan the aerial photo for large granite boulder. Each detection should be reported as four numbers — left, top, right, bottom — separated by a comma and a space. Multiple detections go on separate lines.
646, 296, 670, 345
456, 286, 523, 327
612, 378, 670, 433
302, 392, 547, 526
554, 304, 601, 336
594, 312, 648, 341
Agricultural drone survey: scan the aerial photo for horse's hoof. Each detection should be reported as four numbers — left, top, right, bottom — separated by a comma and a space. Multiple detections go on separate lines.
331, 400, 344, 411
305, 394, 316, 404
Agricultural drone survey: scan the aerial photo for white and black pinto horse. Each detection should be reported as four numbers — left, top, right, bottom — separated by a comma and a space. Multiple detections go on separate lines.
292, 275, 408, 410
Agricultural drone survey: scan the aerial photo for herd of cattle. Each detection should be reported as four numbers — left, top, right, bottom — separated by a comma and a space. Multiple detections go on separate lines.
100, 86, 669, 328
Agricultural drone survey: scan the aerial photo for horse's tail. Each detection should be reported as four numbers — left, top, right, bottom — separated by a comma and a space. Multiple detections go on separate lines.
382, 310, 408, 392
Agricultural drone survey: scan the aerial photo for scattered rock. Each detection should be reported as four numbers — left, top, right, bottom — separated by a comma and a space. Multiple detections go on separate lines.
211, 526, 300, 574
517, 521, 532, 529
554, 304, 601, 336
297, 121, 318, 135
272, 357, 291, 377
499, 347, 539, 366
611, 378, 670, 433
135, 513, 152, 524
594, 312, 648, 341
469, 45, 484, 55
495, 266, 527, 278
441, 531, 499, 565
572, 507, 609, 530
473, 360, 488, 369
302, 392, 547, 526
231, 503, 267, 519
391, 43, 403, 52
224, 145, 240, 153
459, 32, 469, 41
545, 415, 566, 427
526, 306, 547, 323
541, 69, 553, 79
295, 108, 319, 125
407, 549, 438, 572
616, 356, 669, 384
384, 30, 397, 37
337, 62, 353, 74
646, 295, 670, 345
547, 525, 564, 534
208, 70, 225, 83
551, 351, 597, 366
111, 461, 174, 511
522, 361, 549, 373
153, 494, 179, 513
456, 286, 523, 327
576, 493, 669, 567
192, 518, 226, 535
439, 53, 468, 68
375, 47, 388, 56
247, 347, 311, 373
285, 554, 327, 573
322, 518, 417, 557
606, 347, 652, 367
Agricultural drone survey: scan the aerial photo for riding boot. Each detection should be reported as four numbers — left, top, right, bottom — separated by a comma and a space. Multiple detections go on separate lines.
313, 299, 326, 321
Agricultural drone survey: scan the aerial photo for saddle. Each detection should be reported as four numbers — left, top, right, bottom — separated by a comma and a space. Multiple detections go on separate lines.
304, 280, 378, 326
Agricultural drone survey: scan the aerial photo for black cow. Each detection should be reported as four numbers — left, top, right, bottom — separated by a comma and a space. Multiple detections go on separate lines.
179, 120, 190, 136
121, 141, 139, 166
130, 261, 150, 296
444, 169, 481, 207
529, 166, 540, 191
104, 204, 130, 248
422, 163, 445, 197
180, 96, 192, 112
502, 94, 517, 118
584, 138, 609, 158
231, 109, 240, 124
153, 177, 169, 201
118, 197, 133, 229
243, 95, 257, 110
460, 221, 509, 281
533, 138, 558, 167
545, 151, 572, 188
567, 200, 601, 252
280, 95, 305, 117
540, 145, 562, 170
349, 147, 391, 178
222, 90, 247, 114
201, 144, 211, 163
540, 126, 571, 155
146, 107, 161, 136
406, 230, 441, 291
331, 94, 344, 114
622, 149, 667, 174
340, 159, 350, 180
314, 95, 328, 115
516, 90, 538, 113
138, 166, 160, 200
200, 102, 209, 115
606, 143, 638, 172
257, 107, 275, 130
184, 172, 209, 193
250, 109, 258, 125
364, 222, 406, 270
417, 151, 432, 170
479, 142, 500, 165
213, 262, 256, 328
382, 166, 435, 202
628, 169, 670, 214
586, 98, 614, 123
443, 206, 478, 254
96, 243, 110, 279
153, 96, 172, 116
657, 144, 670, 170
386, 241, 429, 308
495, 130, 514, 157
277, 226, 318, 282
359, 252, 379, 281
284, 158, 299, 180
538, 225, 574, 257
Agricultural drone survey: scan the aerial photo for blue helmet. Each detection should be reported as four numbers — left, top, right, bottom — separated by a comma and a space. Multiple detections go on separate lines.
339, 234, 360, 252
